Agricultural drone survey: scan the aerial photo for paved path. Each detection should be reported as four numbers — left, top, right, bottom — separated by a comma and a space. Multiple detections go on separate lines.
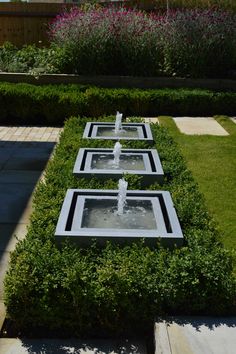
0, 126, 62, 330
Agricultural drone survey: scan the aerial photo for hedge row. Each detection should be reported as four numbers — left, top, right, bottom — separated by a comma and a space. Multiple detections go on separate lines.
4, 116, 236, 336
1, 83, 236, 124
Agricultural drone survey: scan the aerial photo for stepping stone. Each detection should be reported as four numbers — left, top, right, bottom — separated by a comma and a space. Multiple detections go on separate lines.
143, 117, 159, 123
173, 117, 229, 136
230, 117, 236, 124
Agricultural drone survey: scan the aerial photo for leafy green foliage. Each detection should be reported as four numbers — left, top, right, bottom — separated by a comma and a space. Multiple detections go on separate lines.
4, 116, 236, 336
1, 83, 236, 124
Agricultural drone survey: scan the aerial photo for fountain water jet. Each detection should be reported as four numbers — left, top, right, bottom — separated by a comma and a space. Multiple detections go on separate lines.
117, 178, 128, 215
114, 112, 123, 135
113, 141, 122, 167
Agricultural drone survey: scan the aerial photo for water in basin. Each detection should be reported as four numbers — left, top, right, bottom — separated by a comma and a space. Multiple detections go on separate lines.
96, 126, 139, 138
81, 199, 156, 229
91, 154, 145, 170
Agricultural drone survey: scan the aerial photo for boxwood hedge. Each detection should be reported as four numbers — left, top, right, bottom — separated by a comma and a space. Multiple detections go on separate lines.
1, 82, 236, 124
4, 116, 236, 336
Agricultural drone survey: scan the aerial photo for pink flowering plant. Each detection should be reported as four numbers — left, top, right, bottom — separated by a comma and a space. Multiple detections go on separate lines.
49, 6, 236, 78
49, 6, 163, 76
162, 9, 236, 77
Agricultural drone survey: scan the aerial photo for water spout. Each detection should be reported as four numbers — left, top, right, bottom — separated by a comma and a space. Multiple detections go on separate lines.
114, 111, 123, 135
117, 178, 128, 215
113, 141, 122, 166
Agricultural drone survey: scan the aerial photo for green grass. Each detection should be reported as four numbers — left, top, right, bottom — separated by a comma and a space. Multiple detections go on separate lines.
159, 116, 236, 250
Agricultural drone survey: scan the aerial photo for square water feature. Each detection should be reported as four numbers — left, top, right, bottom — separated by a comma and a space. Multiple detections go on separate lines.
55, 189, 183, 247
73, 148, 164, 185
83, 122, 153, 142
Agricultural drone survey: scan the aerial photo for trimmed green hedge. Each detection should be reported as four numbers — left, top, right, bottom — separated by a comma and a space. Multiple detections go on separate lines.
4, 116, 236, 336
1, 83, 236, 124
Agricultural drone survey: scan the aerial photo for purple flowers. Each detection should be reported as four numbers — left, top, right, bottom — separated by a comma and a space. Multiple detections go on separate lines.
49, 6, 236, 77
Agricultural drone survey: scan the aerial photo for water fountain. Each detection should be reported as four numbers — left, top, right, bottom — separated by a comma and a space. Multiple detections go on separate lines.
114, 112, 123, 135
113, 141, 122, 167
55, 179, 183, 247
83, 113, 153, 142
117, 178, 127, 215
73, 145, 164, 185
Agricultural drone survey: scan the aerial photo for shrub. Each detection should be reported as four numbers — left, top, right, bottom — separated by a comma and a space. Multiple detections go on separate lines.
48, 6, 236, 78
1, 83, 236, 124
49, 6, 163, 76
0, 42, 66, 75
162, 9, 236, 77
4, 116, 236, 336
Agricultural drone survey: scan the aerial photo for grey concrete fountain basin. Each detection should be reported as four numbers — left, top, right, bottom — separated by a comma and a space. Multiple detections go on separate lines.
73, 148, 164, 185
83, 122, 153, 142
55, 189, 183, 247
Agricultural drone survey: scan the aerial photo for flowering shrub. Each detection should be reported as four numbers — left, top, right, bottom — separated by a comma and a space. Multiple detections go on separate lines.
162, 9, 236, 77
49, 6, 164, 76
49, 6, 236, 78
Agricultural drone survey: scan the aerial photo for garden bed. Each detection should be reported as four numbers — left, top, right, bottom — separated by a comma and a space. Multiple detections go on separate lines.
3, 116, 236, 337
1, 7, 236, 79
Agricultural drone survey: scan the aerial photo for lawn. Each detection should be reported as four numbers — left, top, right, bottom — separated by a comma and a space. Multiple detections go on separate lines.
159, 116, 236, 250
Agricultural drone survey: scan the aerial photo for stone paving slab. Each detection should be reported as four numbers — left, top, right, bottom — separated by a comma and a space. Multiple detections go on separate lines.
231, 117, 236, 124
0, 251, 10, 300
0, 171, 42, 184
0, 184, 34, 223
0, 338, 146, 354
3, 154, 50, 171
143, 117, 159, 123
0, 301, 6, 333
0, 126, 62, 143
173, 117, 229, 136
155, 317, 236, 354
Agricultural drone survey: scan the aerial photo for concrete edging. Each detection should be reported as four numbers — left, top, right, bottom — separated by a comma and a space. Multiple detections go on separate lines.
0, 73, 236, 91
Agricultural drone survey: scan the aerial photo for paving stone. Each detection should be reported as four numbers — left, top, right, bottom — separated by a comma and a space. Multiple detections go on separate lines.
143, 117, 159, 123
230, 117, 236, 124
0, 126, 61, 143
0, 150, 14, 170
155, 317, 236, 354
173, 117, 229, 136
0, 223, 28, 252
155, 322, 171, 354
0, 184, 34, 223
3, 154, 50, 171
0, 338, 146, 354
0, 171, 42, 184
0, 251, 10, 300
0, 301, 6, 331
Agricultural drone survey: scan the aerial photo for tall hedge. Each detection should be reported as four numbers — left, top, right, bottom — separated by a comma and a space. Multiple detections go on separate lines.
4, 116, 236, 336
1, 82, 236, 124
